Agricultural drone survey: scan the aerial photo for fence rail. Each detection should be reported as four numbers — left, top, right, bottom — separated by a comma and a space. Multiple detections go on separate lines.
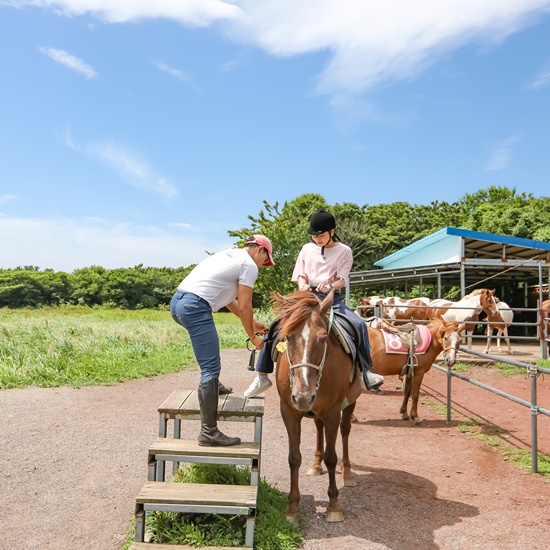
432, 348, 550, 473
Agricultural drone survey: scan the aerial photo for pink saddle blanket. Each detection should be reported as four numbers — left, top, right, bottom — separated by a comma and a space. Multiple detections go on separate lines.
381, 324, 431, 354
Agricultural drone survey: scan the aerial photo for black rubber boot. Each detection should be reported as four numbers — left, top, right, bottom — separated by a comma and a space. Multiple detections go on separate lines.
218, 381, 233, 394
198, 378, 241, 447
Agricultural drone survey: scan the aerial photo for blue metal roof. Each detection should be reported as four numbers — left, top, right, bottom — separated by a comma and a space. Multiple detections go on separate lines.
374, 226, 550, 268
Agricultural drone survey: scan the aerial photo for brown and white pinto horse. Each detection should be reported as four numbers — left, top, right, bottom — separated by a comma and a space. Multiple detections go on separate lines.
426, 288, 498, 348
384, 296, 433, 324
367, 319, 464, 425
355, 295, 387, 317
356, 295, 431, 323
274, 290, 362, 524
484, 300, 514, 354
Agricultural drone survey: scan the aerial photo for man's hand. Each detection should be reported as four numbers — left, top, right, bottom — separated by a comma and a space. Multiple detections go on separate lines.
251, 334, 265, 350
253, 320, 268, 334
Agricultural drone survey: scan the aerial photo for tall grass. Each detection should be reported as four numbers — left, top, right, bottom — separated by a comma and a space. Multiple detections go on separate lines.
0, 307, 253, 389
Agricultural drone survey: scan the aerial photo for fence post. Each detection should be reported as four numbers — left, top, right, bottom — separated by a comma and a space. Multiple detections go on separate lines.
529, 362, 539, 473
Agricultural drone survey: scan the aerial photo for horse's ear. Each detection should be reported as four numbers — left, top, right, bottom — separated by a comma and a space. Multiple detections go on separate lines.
270, 292, 285, 310
319, 290, 334, 315
489, 289, 496, 296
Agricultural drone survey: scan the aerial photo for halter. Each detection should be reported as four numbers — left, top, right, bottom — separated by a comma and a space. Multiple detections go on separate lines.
439, 334, 459, 364
286, 309, 333, 390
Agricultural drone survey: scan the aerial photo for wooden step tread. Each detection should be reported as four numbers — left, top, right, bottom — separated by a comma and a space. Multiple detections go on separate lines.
159, 390, 264, 419
136, 482, 257, 507
130, 544, 249, 550
149, 437, 260, 459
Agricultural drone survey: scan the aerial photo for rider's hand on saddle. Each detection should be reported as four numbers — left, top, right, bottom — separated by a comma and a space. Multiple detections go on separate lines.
317, 283, 334, 293
299, 284, 310, 292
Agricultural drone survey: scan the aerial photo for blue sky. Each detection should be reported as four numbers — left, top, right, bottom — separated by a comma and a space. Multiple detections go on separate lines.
1, 1, 550, 272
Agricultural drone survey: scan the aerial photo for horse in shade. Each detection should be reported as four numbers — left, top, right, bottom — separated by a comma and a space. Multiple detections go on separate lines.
484, 299, 514, 354
274, 290, 362, 524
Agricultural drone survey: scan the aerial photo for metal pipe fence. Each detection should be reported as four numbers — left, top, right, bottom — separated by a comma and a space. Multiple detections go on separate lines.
432, 348, 550, 473
359, 301, 549, 472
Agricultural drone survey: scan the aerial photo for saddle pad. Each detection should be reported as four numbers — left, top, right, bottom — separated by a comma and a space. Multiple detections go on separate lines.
382, 324, 431, 354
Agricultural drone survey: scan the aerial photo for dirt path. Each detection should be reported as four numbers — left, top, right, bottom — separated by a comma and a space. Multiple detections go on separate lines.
1, 348, 549, 550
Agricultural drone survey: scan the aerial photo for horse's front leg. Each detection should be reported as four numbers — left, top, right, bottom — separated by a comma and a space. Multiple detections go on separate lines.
409, 374, 425, 426
280, 402, 302, 525
503, 328, 513, 354
400, 374, 412, 420
484, 326, 492, 354
323, 412, 344, 523
340, 402, 356, 487
307, 417, 324, 476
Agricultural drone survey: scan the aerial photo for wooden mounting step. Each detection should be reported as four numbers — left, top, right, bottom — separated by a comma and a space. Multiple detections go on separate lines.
130, 544, 250, 550
149, 437, 260, 459
148, 437, 261, 483
134, 482, 257, 547
136, 481, 257, 508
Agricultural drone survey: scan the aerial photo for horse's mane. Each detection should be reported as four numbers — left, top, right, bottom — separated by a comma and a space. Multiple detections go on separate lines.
427, 317, 459, 333
272, 291, 323, 339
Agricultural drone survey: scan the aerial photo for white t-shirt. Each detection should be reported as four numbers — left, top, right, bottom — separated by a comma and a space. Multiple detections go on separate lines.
178, 249, 258, 312
291, 242, 353, 287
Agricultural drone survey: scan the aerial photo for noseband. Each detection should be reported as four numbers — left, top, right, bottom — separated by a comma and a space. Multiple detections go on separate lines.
286, 343, 328, 390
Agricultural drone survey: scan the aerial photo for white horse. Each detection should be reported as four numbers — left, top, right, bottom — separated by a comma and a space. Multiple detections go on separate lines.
426, 289, 498, 349
484, 300, 514, 354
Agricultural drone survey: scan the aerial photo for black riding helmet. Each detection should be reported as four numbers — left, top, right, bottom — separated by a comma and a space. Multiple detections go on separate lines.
308, 209, 340, 241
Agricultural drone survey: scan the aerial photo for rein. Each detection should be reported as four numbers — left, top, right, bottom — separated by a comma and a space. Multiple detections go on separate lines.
286, 308, 334, 390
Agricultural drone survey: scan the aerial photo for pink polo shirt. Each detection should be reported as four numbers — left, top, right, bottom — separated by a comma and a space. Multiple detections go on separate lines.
291, 242, 353, 287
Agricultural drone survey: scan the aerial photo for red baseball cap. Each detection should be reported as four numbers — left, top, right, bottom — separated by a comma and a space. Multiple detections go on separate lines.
246, 235, 275, 266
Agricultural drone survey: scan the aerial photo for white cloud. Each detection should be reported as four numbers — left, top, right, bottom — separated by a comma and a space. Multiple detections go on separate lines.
153, 61, 192, 82
16, 1, 550, 96
0, 216, 233, 271
85, 141, 178, 197
0, 194, 17, 205
485, 135, 522, 171
528, 58, 550, 89
40, 46, 97, 78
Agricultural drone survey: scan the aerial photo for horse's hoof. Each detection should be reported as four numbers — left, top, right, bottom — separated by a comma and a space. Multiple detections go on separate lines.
413, 418, 425, 426
401, 413, 410, 421
307, 466, 323, 476
325, 510, 344, 523
285, 513, 300, 527
343, 476, 357, 487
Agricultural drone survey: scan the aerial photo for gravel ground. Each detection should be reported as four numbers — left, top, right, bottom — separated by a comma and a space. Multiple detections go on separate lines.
1, 348, 549, 550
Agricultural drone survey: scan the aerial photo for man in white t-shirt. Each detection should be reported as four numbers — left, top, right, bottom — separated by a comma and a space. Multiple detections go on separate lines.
170, 235, 274, 446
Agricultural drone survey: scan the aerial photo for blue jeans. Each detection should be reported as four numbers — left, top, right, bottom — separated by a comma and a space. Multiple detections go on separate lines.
170, 290, 220, 383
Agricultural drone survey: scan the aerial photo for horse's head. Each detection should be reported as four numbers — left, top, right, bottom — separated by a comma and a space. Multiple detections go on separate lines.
273, 289, 334, 412
480, 288, 498, 316
434, 320, 465, 367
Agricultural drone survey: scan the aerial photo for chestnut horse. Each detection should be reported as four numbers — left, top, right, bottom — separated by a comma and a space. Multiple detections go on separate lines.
367, 318, 464, 425
426, 288, 498, 348
484, 299, 514, 354
274, 290, 362, 524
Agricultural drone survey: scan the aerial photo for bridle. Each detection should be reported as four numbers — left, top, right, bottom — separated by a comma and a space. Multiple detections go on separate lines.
440, 331, 460, 365
285, 309, 333, 390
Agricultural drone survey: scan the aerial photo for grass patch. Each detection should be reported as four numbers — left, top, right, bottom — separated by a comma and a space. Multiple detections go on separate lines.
0, 307, 253, 389
122, 464, 303, 550
493, 362, 527, 376
450, 362, 470, 373
457, 418, 550, 479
